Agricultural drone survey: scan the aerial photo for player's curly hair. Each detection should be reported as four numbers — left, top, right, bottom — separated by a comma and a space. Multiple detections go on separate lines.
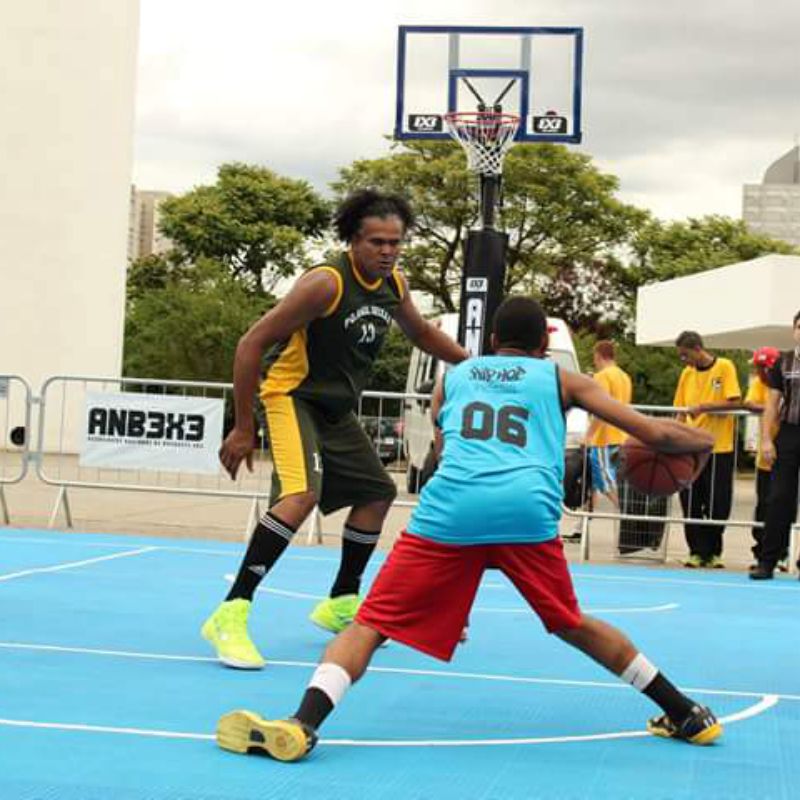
334, 189, 415, 242
493, 296, 547, 351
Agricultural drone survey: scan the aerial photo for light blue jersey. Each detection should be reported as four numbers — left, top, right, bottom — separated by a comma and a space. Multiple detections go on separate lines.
408, 355, 566, 544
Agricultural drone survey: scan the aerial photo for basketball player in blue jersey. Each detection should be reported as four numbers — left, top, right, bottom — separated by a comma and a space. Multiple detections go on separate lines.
216, 296, 722, 761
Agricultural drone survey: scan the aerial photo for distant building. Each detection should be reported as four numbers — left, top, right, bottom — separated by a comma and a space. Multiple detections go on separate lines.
743, 146, 800, 246
128, 188, 173, 260
1, 1, 140, 452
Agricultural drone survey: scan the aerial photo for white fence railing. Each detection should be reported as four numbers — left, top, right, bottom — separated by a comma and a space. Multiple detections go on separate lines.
0, 377, 797, 571
0, 375, 32, 524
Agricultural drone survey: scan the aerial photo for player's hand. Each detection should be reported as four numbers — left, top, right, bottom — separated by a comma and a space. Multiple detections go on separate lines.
687, 404, 705, 418
219, 427, 255, 480
760, 439, 777, 469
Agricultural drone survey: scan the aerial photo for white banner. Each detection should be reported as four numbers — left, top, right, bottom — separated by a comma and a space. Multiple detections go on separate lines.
80, 392, 224, 474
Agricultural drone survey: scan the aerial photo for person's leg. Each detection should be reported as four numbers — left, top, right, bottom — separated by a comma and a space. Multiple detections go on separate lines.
217, 533, 483, 761
202, 397, 322, 668
706, 452, 734, 566
497, 540, 720, 745
752, 467, 772, 561
216, 623, 385, 761
679, 464, 709, 566
310, 412, 398, 631
557, 616, 721, 744
752, 426, 800, 578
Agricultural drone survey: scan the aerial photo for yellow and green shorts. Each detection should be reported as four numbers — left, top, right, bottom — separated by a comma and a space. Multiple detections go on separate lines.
263, 395, 397, 514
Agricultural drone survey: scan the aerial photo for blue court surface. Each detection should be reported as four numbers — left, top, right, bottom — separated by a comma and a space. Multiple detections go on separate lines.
1, 528, 798, 800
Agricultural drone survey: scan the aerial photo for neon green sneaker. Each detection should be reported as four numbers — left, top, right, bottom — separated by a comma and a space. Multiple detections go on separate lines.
217, 710, 317, 762
309, 593, 361, 633
201, 599, 265, 669
683, 554, 704, 569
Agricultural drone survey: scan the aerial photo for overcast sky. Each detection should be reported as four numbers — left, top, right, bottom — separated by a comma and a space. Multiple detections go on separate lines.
132, 0, 800, 222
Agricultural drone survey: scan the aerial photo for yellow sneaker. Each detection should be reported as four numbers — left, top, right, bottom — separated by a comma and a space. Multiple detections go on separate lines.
647, 705, 722, 745
201, 599, 265, 669
309, 593, 361, 633
217, 711, 317, 762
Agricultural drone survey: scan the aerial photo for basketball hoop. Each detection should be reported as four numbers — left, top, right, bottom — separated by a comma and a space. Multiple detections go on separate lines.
444, 111, 520, 176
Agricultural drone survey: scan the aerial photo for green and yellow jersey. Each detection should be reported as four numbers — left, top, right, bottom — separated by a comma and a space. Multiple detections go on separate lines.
260, 250, 404, 417
673, 357, 741, 453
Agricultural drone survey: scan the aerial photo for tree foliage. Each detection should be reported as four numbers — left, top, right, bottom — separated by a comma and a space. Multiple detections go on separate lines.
333, 141, 646, 322
123, 257, 269, 382
157, 162, 330, 293
630, 215, 796, 284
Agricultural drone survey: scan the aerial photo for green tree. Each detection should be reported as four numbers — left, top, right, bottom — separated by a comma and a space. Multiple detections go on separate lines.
333, 141, 646, 323
158, 162, 330, 293
631, 215, 797, 284
123, 257, 268, 382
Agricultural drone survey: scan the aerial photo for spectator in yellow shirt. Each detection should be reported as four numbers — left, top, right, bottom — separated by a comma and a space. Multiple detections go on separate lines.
743, 347, 783, 566
585, 340, 633, 508
673, 331, 742, 569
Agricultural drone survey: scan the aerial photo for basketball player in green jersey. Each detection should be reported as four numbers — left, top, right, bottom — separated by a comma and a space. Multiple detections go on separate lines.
202, 190, 468, 669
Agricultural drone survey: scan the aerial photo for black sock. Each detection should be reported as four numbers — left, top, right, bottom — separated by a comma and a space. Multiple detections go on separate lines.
225, 512, 297, 601
293, 688, 334, 729
643, 673, 696, 723
330, 523, 380, 597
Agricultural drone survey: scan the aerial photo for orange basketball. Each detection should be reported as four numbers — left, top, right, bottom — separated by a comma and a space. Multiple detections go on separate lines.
618, 439, 708, 497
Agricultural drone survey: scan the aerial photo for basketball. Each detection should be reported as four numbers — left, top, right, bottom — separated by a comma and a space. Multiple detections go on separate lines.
618, 439, 707, 497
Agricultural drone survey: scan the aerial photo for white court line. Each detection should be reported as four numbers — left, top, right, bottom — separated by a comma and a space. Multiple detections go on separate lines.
2, 533, 798, 590
0, 547, 159, 582
0, 695, 779, 747
1, 640, 798, 702
0, 534, 336, 562
229, 576, 679, 615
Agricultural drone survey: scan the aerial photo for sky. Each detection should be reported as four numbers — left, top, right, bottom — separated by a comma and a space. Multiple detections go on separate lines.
132, 0, 800, 222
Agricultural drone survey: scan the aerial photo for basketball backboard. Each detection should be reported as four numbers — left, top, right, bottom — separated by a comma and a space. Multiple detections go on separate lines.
395, 25, 583, 144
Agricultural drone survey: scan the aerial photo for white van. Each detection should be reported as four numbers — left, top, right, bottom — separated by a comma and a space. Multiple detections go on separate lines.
402, 313, 588, 492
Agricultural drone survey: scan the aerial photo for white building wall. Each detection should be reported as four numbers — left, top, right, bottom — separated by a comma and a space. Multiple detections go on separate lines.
743, 184, 800, 247
0, 1, 140, 450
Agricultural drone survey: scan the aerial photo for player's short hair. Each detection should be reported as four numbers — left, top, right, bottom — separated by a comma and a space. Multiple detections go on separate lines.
675, 330, 704, 349
793, 309, 800, 327
334, 190, 415, 242
594, 340, 616, 360
492, 296, 547, 351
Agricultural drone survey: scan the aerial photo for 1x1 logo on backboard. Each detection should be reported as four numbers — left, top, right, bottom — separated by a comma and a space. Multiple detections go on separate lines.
532, 115, 567, 134
408, 114, 443, 133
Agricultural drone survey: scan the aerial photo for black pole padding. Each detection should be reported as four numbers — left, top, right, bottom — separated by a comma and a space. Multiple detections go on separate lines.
457, 228, 508, 356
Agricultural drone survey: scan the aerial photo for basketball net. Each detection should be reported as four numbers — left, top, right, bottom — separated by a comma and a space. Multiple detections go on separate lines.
444, 111, 520, 176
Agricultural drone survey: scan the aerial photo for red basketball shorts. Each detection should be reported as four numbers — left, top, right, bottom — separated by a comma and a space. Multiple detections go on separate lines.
355, 532, 582, 661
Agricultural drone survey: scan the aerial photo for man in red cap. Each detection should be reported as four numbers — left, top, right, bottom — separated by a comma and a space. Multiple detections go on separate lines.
744, 347, 782, 565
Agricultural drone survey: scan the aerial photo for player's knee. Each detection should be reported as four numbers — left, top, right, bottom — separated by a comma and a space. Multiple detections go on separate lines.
274, 490, 318, 520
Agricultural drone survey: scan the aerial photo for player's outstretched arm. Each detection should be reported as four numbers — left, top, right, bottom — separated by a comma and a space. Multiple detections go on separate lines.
219, 270, 338, 480
393, 274, 468, 364
561, 370, 713, 455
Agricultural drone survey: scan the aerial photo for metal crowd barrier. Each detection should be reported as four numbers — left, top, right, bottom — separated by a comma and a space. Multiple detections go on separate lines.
1, 376, 798, 571
0, 375, 32, 524
36, 376, 272, 535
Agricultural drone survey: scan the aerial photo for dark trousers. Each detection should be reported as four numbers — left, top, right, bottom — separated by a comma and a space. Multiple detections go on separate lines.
679, 452, 734, 560
760, 424, 800, 567
751, 468, 773, 560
